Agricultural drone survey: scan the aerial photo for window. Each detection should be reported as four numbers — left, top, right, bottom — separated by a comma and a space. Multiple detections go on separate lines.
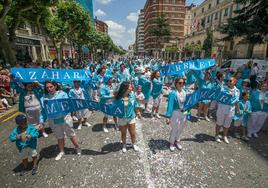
194, 12, 196, 17
224, 8, 229, 16
202, 7, 204, 13
214, 12, 218, 20
236, 3, 241, 10
216, 0, 220, 5
207, 16, 210, 23
208, 4, 211, 9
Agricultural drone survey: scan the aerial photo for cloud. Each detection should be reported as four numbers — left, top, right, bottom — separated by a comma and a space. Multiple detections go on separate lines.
95, 9, 106, 17
96, 0, 112, 4
104, 20, 135, 49
126, 11, 139, 22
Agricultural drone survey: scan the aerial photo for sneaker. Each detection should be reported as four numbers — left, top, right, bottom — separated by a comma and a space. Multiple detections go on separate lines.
253, 133, 259, 138
155, 114, 161, 119
197, 116, 201, 122
84, 122, 92, 127
223, 136, 229, 144
78, 124, 82, 130
218, 135, 223, 139
170, 145, 176, 152
122, 145, 127, 153
247, 133, 252, 138
175, 141, 182, 150
133, 144, 140, 152
103, 125, 108, 133
42, 132, 48, 138
31, 166, 38, 175
204, 116, 210, 122
76, 148, 82, 155
72, 116, 78, 121
215, 135, 221, 143
55, 151, 64, 161
241, 136, 250, 141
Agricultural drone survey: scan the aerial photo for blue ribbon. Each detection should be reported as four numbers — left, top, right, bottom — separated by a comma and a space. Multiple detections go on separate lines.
11, 68, 92, 83
160, 59, 216, 76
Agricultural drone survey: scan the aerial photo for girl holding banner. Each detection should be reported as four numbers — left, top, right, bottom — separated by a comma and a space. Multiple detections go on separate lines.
99, 75, 118, 132
166, 78, 187, 152
114, 81, 139, 153
69, 81, 92, 130
151, 70, 164, 119
42, 81, 81, 160
247, 83, 268, 138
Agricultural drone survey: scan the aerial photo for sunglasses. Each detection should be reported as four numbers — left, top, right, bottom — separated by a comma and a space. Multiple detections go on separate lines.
228, 80, 234, 82
178, 82, 185, 85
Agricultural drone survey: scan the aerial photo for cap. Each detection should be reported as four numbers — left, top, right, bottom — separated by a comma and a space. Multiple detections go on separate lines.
15, 114, 27, 124
243, 79, 250, 83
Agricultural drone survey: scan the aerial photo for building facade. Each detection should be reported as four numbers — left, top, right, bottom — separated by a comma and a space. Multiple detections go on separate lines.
143, 0, 186, 57
94, 17, 108, 34
184, 0, 268, 60
136, 9, 145, 56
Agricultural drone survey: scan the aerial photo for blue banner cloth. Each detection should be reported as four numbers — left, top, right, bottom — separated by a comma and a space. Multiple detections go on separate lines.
11, 68, 92, 83
160, 59, 216, 76
183, 88, 233, 111
44, 99, 124, 118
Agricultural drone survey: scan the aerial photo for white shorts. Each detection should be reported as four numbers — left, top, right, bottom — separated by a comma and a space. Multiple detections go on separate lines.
118, 118, 136, 126
153, 95, 163, 107
216, 113, 233, 128
19, 148, 38, 160
49, 115, 76, 139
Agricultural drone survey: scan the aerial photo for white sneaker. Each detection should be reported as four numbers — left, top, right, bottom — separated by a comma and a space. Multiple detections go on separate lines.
72, 116, 78, 121
103, 125, 108, 133
197, 116, 201, 122
253, 133, 259, 138
78, 124, 82, 130
247, 133, 252, 138
175, 142, 182, 150
155, 114, 161, 119
42, 132, 48, 138
170, 145, 175, 152
84, 122, 92, 127
55, 152, 64, 161
215, 135, 221, 143
133, 144, 140, 152
205, 116, 210, 122
223, 136, 229, 144
122, 145, 127, 153
76, 148, 82, 155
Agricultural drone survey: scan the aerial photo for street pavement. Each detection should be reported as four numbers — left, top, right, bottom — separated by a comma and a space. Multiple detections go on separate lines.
0, 100, 268, 188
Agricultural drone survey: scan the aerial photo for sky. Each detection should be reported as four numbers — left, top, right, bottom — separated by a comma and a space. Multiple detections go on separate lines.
93, 0, 203, 49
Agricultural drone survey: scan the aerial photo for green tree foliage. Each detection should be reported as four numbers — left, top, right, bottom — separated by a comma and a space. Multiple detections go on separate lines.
221, 0, 268, 57
203, 28, 213, 58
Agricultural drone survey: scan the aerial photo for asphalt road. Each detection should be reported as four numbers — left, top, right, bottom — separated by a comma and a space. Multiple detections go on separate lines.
0, 101, 268, 188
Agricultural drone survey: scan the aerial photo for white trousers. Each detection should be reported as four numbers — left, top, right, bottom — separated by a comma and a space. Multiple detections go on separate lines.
248, 111, 268, 134
169, 110, 187, 144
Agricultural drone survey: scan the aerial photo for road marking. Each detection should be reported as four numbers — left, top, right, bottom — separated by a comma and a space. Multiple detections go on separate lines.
136, 119, 155, 188
1, 112, 21, 123
0, 109, 17, 119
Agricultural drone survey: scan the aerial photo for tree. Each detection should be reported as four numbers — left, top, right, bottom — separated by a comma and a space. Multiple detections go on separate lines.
203, 28, 213, 58
0, 0, 56, 66
148, 14, 171, 57
221, 0, 268, 58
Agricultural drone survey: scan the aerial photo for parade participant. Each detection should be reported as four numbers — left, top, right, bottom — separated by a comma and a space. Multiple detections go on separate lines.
233, 92, 251, 141
215, 77, 240, 144
192, 70, 213, 121
264, 72, 268, 85
69, 81, 92, 130
42, 81, 81, 160
135, 85, 145, 119
117, 63, 130, 83
239, 79, 251, 99
14, 82, 48, 138
247, 82, 268, 138
92, 67, 106, 101
233, 71, 243, 90
151, 70, 163, 118
138, 69, 152, 113
241, 63, 250, 79
99, 75, 118, 132
165, 78, 187, 152
9, 114, 39, 175
114, 81, 139, 153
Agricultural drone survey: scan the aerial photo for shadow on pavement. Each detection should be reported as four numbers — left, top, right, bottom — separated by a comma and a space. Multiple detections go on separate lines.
148, 139, 170, 154
181, 133, 215, 143
101, 142, 122, 153
92, 123, 116, 132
